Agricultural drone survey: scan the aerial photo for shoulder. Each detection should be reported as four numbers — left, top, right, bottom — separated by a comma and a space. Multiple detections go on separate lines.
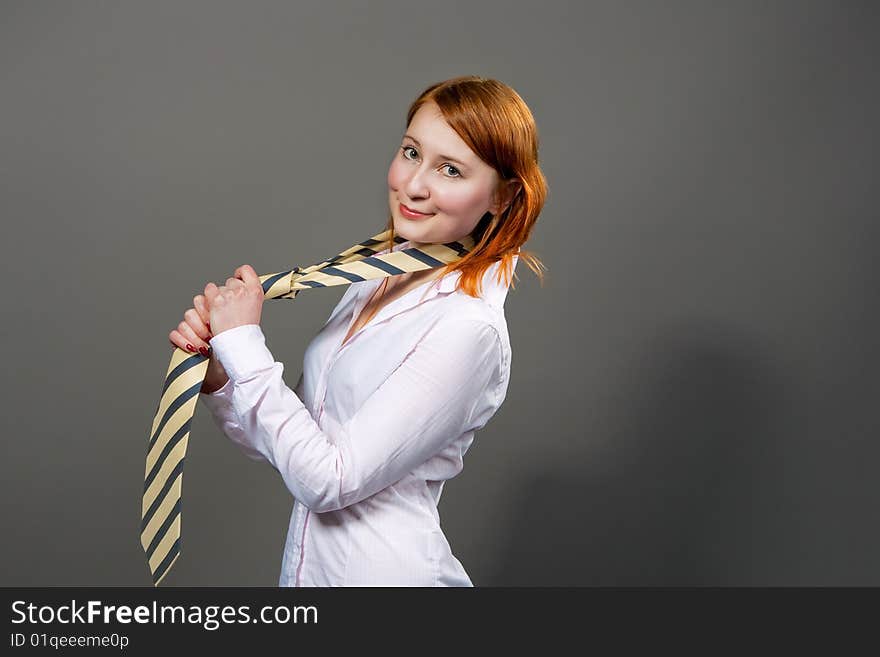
426, 303, 511, 384
433, 311, 503, 345
447, 273, 512, 343
424, 303, 513, 423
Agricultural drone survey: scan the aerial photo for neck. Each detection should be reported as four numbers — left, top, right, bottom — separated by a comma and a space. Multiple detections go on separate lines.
384, 267, 439, 296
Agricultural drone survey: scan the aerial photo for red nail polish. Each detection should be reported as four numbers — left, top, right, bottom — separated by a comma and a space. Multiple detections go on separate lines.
186, 343, 195, 352
199, 346, 209, 356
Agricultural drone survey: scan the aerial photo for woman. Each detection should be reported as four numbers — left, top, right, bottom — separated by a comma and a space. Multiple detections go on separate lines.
168, 76, 547, 586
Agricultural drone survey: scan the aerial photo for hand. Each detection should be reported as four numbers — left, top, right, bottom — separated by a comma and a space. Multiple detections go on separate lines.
167, 281, 231, 393
206, 264, 265, 336
168, 291, 214, 356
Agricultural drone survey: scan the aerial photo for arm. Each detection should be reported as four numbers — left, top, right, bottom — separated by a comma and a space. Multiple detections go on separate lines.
200, 366, 307, 464
199, 380, 267, 462
209, 320, 503, 513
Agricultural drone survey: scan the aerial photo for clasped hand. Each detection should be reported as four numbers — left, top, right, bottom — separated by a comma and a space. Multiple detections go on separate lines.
168, 264, 265, 355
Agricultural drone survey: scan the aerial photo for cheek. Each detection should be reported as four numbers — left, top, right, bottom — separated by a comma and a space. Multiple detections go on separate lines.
387, 159, 406, 190
436, 186, 488, 217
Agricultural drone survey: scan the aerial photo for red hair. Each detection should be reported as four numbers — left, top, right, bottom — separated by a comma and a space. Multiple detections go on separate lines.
385, 75, 548, 298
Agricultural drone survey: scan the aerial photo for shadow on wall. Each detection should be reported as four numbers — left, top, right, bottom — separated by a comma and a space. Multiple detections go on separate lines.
485, 319, 790, 586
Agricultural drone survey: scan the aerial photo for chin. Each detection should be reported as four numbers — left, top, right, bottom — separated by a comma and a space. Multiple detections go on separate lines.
394, 226, 427, 245
391, 214, 431, 244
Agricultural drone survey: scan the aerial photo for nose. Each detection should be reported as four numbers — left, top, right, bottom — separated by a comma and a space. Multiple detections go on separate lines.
403, 165, 430, 202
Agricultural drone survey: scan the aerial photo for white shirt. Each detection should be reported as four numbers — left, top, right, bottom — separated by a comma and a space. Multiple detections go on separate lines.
200, 242, 516, 586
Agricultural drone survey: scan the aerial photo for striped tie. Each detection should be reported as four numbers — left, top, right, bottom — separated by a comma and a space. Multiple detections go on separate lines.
141, 228, 476, 586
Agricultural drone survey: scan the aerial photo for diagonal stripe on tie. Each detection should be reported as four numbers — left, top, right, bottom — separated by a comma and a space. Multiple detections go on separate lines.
141, 228, 476, 585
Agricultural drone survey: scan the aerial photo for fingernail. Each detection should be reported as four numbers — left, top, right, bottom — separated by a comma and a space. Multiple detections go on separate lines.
186, 343, 195, 352
199, 346, 209, 356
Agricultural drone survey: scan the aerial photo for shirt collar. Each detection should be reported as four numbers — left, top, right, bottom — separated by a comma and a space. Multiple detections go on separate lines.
362, 239, 515, 311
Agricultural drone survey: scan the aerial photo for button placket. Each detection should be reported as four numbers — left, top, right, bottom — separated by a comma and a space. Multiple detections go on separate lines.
295, 326, 343, 586
293, 275, 449, 586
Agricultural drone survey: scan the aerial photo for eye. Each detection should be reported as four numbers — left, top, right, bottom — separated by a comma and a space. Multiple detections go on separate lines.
400, 145, 462, 178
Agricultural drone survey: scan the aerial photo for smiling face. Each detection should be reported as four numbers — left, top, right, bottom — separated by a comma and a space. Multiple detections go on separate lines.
387, 101, 508, 245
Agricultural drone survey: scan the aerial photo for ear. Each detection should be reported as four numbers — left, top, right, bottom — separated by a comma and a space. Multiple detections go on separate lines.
491, 179, 521, 215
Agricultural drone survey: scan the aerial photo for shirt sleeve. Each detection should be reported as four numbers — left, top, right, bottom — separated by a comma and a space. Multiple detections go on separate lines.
207, 320, 503, 513
199, 377, 268, 463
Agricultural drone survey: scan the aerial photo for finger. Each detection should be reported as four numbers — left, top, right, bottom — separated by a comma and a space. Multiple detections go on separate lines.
235, 264, 261, 288
204, 282, 219, 304
177, 320, 211, 355
225, 276, 246, 289
184, 308, 212, 341
169, 329, 198, 353
193, 295, 211, 327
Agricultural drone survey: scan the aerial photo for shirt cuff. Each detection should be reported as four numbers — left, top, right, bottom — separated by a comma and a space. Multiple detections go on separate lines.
199, 375, 234, 406
208, 324, 276, 383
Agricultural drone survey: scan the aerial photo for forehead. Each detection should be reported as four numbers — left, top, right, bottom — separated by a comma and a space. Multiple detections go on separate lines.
407, 103, 473, 157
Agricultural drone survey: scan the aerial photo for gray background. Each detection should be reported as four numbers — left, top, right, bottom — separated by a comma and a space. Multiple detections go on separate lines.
1, 0, 877, 586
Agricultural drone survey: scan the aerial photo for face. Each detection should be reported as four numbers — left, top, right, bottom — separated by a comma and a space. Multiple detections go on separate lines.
387, 101, 510, 244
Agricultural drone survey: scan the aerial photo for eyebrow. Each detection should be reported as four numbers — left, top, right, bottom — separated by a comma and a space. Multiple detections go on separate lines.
403, 135, 469, 168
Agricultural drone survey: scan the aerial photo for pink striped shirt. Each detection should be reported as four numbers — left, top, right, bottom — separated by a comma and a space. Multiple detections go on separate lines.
200, 245, 515, 586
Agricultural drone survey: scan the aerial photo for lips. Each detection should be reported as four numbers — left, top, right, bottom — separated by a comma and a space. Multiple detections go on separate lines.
399, 202, 435, 219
